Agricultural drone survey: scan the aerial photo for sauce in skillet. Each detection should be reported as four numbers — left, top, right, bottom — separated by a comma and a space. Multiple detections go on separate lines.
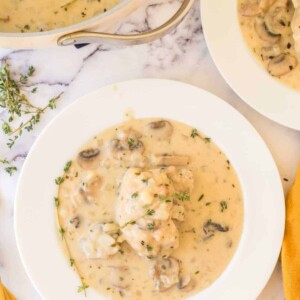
56, 118, 243, 299
0, 0, 122, 33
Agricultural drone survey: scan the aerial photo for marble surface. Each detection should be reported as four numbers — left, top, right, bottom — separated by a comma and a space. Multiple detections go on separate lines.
0, 0, 299, 299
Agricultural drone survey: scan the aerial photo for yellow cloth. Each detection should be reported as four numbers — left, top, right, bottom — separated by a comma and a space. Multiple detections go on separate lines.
282, 163, 300, 300
0, 278, 16, 300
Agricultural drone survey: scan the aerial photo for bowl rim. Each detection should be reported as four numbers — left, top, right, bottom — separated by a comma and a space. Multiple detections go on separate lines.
14, 79, 285, 300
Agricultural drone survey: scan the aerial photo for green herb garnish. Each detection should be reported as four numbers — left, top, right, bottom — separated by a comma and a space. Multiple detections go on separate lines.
59, 227, 65, 240
0, 158, 17, 176
54, 197, 59, 207
146, 245, 153, 251
131, 192, 139, 199
147, 222, 155, 230
220, 201, 228, 212
191, 129, 199, 138
70, 258, 75, 267
203, 137, 211, 143
173, 191, 190, 202
64, 160, 72, 172
77, 282, 89, 295
55, 176, 64, 185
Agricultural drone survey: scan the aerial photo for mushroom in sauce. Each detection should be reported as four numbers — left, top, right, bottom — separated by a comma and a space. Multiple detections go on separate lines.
77, 148, 101, 170
267, 53, 298, 76
145, 120, 173, 140
255, 16, 282, 44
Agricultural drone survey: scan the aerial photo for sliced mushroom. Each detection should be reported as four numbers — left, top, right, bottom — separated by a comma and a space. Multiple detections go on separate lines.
151, 154, 190, 166
260, 44, 282, 60
267, 53, 298, 76
145, 120, 173, 140
240, 2, 261, 16
203, 219, 229, 235
109, 129, 145, 162
77, 148, 101, 170
264, 0, 290, 35
255, 16, 281, 44
150, 257, 180, 291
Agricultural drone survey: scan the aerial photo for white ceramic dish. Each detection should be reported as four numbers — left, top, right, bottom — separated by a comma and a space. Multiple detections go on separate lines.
201, 0, 300, 131
15, 79, 284, 300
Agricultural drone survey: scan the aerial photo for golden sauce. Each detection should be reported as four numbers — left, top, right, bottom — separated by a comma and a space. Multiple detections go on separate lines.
57, 118, 243, 299
238, 0, 300, 91
0, 0, 122, 33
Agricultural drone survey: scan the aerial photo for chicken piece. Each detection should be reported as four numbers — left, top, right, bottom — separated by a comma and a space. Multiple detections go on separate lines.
80, 223, 120, 259
115, 167, 193, 258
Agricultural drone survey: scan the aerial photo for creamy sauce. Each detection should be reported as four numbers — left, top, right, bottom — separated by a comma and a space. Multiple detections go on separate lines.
56, 118, 243, 299
238, 0, 300, 91
0, 0, 122, 33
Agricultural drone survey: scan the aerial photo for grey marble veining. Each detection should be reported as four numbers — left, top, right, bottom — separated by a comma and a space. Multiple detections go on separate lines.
0, 0, 299, 299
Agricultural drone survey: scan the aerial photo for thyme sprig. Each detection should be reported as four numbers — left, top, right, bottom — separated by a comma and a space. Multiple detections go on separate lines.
0, 158, 17, 176
0, 61, 63, 174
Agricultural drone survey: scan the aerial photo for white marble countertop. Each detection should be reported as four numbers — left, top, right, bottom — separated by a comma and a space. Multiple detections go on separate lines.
0, 0, 299, 299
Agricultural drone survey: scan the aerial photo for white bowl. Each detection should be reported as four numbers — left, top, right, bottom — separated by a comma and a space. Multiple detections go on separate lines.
15, 79, 285, 300
201, 0, 300, 131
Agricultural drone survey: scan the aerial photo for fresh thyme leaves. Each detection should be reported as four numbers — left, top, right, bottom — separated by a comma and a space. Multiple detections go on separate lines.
173, 191, 190, 202
145, 209, 155, 216
121, 220, 136, 229
203, 137, 211, 143
55, 176, 64, 185
118, 249, 124, 255
146, 245, 153, 251
70, 258, 75, 267
0, 158, 17, 176
147, 222, 155, 230
191, 128, 199, 138
142, 178, 149, 184
158, 194, 172, 203
220, 200, 228, 212
131, 192, 139, 199
54, 197, 59, 207
59, 227, 65, 240
64, 160, 72, 172
77, 282, 89, 295
127, 138, 137, 150
0, 61, 63, 151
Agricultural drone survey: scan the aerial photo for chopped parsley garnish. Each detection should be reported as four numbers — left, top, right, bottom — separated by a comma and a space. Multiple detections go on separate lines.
203, 137, 211, 143
205, 202, 211, 206
118, 249, 124, 255
220, 201, 228, 212
191, 129, 199, 138
64, 160, 72, 172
